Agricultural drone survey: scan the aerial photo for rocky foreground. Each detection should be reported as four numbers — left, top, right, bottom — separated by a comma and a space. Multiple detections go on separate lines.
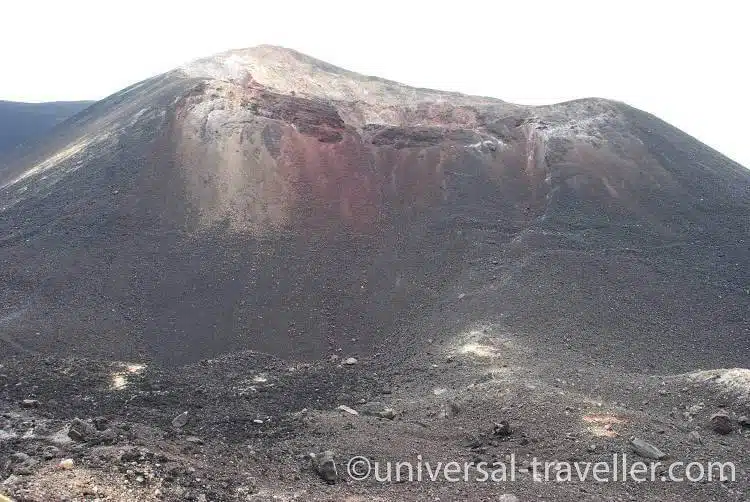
1, 332, 749, 501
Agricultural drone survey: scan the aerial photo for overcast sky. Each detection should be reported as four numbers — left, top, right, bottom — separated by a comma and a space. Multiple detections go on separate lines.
1, 0, 748, 167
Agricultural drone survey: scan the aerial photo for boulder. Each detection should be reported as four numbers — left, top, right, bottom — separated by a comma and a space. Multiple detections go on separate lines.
709, 412, 733, 435
68, 418, 96, 442
310, 451, 337, 484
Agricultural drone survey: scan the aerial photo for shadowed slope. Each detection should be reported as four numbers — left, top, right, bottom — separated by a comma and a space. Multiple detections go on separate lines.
0, 100, 94, 157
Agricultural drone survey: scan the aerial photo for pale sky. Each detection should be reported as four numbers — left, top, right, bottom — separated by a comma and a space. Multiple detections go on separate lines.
1, 0, 748, 167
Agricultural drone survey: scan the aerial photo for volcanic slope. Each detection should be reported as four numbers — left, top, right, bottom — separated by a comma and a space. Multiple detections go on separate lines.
0, 45, 747, 371
0, 100, 93, 156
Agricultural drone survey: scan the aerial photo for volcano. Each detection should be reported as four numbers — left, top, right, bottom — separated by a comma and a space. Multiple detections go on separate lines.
1, 45, 749, 502
0, 45, 747, 369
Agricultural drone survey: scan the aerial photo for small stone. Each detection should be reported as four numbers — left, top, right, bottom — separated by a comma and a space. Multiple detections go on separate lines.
689, 431, 702, 444
92, 416, 109, 431
41, 446, 60, 460
587, 444, 597, 452
171, 411, 189, 429
252, 419, 264, 425
59, 458, 75, 470
310, 451, 337, 484
118, 447, 140, 462
360, 402, 396, 419
68, 418, 95, 442
378, 408, 397, 420
360, 401, 396, 420
493, 420, 512, 437
337, 405, 358, 416
737, 415, 750, 428
630, 437, 667, 460
709, 412, 733, 435
186, 436, 204, 445
20, 399, 39, 408
343, 357, 358, 366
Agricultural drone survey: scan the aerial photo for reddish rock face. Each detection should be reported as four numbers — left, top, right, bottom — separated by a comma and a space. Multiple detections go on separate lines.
0, 46, 747, 367
169, 76, 491, 234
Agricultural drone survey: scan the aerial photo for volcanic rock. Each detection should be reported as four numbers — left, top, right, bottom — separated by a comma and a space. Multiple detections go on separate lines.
630, 437, 667, 460
41, 446, 60, 460
310, 451, 337, 484
336, 405, 358, 416
360, 401, 397, 419
709, 412, 733, 435
67, 418, 95, 442
58, 459, 75, 470
171, 412, 190, 429
493, 420, 512, 437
